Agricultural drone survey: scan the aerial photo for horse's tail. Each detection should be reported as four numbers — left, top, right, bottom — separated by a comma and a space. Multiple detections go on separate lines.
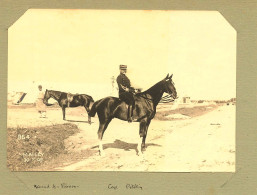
88, 99, 101, 117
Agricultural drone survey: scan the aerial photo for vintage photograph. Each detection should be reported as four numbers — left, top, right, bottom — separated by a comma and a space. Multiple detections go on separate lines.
7, 9, 236, 172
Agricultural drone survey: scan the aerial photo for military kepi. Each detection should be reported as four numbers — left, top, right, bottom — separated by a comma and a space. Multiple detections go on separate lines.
120, 65, 127, 70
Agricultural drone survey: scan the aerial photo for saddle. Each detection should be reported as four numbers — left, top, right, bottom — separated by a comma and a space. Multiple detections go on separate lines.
67, 93, 73, 107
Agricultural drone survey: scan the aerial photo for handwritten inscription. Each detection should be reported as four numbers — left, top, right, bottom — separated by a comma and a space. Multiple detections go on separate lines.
108, 184, 118, 190
34, 184, 50, 189
107, 184, 143, 190
126, 184, 143, 190
34, 183, 142, 190
34, 183, 79, 189
61, 183, 79, 189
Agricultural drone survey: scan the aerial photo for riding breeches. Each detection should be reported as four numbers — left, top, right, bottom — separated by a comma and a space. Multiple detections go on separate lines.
119, 92, 135, 121
119, 92, 135, 107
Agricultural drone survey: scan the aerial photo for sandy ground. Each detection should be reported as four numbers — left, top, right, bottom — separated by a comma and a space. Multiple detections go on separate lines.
7, 104, 235, 172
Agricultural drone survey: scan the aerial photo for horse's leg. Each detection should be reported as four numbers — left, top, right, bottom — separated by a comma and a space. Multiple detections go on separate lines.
84, 106, 91, 125
141, 137, 146, 151
142, 120, 151, 151
97, 119, 112, 156
62, 107, 66, 120
138, 120, 147, 155
137, 136, 144, 156
97, 123, 105, 156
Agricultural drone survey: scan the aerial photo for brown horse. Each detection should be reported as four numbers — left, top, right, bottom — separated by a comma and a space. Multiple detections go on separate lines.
43, 90, 94, 124
89, 74, 177, 156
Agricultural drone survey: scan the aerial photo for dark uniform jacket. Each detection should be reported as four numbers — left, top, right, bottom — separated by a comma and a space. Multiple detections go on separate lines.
116, 74, 134, 95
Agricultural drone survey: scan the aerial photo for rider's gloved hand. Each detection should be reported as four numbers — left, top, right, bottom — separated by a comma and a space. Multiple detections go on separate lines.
129, 87, 134, 93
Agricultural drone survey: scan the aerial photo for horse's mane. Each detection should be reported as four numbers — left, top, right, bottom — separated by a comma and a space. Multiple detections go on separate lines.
138, 80, 164, 95
81, 94, 94, 101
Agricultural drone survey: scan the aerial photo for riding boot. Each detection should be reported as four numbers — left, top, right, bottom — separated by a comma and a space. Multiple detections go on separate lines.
128, 105, 133, 123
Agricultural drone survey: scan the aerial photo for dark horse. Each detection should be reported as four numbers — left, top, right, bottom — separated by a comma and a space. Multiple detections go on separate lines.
89, 74, 177, 156
43, 90, 94, 124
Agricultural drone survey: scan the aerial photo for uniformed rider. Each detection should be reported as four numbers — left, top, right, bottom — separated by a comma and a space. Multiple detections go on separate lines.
116, 65, 137, 123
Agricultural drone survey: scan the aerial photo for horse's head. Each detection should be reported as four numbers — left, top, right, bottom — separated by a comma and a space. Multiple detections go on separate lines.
43, 89, 50, 105
88, 96, 95, 110
162, 74, 178, 100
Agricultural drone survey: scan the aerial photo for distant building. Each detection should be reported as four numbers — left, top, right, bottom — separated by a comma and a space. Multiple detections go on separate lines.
230, 98, 236, 102
182, 96, 191, 104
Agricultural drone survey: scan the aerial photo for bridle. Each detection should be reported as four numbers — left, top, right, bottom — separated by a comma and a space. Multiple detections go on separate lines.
158, 79, 176, 103
44, 89, 51, 100
43, 90, 51, 104
163, 79, 175, 95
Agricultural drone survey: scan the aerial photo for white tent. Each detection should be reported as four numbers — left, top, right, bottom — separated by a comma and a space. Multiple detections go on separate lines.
17, 81, 38, 104
8, 92, 26, 105
8, 81, 44, 104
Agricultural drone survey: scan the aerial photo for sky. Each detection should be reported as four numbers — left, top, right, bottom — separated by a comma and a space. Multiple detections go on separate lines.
8, 10, 236, 100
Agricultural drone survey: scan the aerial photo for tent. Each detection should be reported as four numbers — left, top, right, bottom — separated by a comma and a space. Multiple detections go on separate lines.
8, 92, 26, 105
17, 93, 27, 103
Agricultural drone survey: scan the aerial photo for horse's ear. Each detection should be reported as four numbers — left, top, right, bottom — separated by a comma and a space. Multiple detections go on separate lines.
165, 74, 169, 79
169, 74, 173, 79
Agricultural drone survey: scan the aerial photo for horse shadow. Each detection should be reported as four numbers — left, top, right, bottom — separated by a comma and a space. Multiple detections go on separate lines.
65, 119, 93, 124
91, 139, 161, 153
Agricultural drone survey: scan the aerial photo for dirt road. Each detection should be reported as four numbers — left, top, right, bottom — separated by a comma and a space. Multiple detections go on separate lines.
46, 105, 235, 172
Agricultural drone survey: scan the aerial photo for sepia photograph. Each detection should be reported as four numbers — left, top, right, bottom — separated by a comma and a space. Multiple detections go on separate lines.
7, 9, 236, 172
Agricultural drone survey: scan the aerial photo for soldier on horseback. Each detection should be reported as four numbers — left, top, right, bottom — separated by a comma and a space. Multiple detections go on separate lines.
116, 65, 138, 123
